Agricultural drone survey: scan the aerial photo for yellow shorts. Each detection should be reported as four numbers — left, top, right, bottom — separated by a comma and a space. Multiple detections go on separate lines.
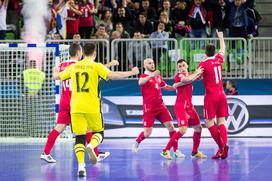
71, 113, 104, 135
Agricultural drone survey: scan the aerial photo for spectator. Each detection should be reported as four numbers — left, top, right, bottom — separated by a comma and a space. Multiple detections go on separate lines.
225, 0, 249, 38
79, 0, 96, 39
150, 22, 169, 66
96, 10, 113, 34
139, 0, 157, 22
133, 12, 153, 37
6, 0, 20, 39
115, 22, 130, 38
53, 33, 62, 40
158, 0, 174, 21
110, 30, 128, 71
246, 7, 261, 37
66, 0, 82, 39
154, 11, 173, 34
0, 0, 9, 40
127, 31, 152, 70
171, 0, 189, 24
95, 24, 109, 39
173, 20, 190, 38
112, 5, 133, 34
210, 0, 229, 37
225, 80, 239, 95
73, 33, 81, 44
188, 0, 208, 39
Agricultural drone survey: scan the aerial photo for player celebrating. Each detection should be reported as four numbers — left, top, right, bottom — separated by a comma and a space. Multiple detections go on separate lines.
40, 43, 118, 163
54, 43, 139, 177
160, 59, 206, 159
132, 58, 184, 159
198, 30, 229, 159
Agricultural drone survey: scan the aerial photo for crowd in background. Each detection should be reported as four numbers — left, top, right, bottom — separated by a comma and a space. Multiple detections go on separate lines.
0, 0, 262, 41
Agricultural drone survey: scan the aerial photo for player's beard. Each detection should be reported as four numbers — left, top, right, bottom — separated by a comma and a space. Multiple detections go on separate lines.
147, 67, 155, 72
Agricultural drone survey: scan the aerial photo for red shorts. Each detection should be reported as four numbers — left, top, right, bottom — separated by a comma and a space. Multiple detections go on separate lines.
143, 104, 173, 127
57, 107, 71, 125
174, 104, 200, 127
204, 94, 229, 119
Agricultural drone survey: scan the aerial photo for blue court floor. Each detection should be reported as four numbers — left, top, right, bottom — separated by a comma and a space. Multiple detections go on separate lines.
0, 138, 272, 181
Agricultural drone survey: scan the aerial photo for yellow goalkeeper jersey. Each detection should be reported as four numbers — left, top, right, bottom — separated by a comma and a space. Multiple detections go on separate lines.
59, 58, 109, 113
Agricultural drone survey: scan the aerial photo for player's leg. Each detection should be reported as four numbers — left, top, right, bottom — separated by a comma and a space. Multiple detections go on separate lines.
216, 96, 229, 159
132, 127, 153, 153
86, 113, 104, 164
204, 96, 223, 159
71, 113, 88, 177
217, 117, 229, 159
41, 123, 67, 163
132, 110, 156, 153
161, 126, 186, 160
190, 108, 206, 158
86, 131, 99, 156
191, 125, 206, 158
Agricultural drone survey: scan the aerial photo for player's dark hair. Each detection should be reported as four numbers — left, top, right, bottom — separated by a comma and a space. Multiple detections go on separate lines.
83, 43, 96, 56
69, 43, 81, 57
228, 80, 237, 89
177, 59, 186, 64
205, 44, 216, 57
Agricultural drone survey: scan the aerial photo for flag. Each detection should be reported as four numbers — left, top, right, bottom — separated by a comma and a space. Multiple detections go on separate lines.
57, 3, 68, 39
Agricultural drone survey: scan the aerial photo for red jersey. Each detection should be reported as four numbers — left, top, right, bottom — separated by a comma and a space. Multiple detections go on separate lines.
66, 9, 80, 33
198, 53, 225, 96
79, 3, 94, 27
174, 72, 193, 108
59, 60, 76, 111
140, 73, 166, 106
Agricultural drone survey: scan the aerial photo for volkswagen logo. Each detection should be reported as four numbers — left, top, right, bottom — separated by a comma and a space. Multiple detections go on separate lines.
226, 97, 249, 134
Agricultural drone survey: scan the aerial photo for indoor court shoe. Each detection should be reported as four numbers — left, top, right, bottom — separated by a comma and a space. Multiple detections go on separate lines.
86, 144, 98, 164
77, 163, 86, 177
173, 150, 185, 159
97, 151, 110, 162
40, 152, 56, 163
221, 145, 229, 159
212, 150, 222, 159
160, 150, 172, 160
191, 151, 207, 159
132, 141, 139, 153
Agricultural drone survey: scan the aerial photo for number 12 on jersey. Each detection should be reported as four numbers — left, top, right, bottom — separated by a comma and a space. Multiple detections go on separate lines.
214, 66, 222, 84
75, 72, 89, 92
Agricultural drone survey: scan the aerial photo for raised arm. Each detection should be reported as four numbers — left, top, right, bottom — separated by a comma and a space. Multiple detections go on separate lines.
138, 70, 160, 86
173, 68, 203, 88
107, 67, 139, 80
104, 60, 119, 68
217, 30, 225, 54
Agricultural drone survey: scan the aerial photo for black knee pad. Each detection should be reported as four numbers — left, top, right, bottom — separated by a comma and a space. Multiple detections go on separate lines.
75, 135, 86, 145
92, 131, 104, 143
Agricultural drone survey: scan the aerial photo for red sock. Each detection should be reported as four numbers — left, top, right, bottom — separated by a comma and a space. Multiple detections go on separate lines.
86, 132, 92, 144
44, 129, 60, 155
218, 124, 228, 146
192, 131, 201, 154
169, 131, 178, 151
86, 132, 99, 156
136, 131, 145, 143
164, 131, 182, 152
208, 125, 223, 150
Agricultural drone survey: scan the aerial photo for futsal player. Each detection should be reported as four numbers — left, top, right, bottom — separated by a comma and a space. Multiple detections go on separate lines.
197, 30, 229, 159
54, 43, 139, 177
160, 59, 206, 159
41, 43, 118, 163
132, 58, 184, 159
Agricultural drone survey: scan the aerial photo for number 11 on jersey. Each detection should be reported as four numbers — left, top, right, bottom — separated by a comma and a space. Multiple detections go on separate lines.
214, 66, 222, 84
